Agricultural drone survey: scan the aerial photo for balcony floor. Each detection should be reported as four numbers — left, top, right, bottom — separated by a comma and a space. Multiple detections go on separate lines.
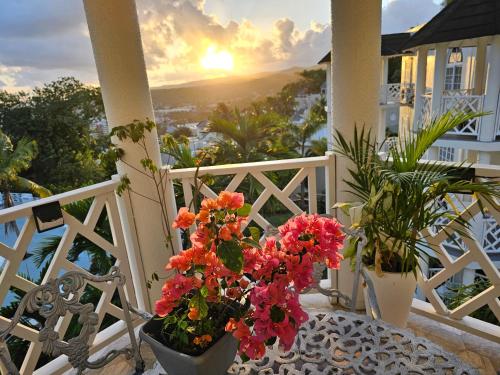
82, 295, 500, 375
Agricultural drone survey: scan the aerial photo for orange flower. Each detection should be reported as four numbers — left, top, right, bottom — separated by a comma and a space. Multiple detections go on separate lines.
193, 334, 213, 346
188, 307, 200, 320
217, 191, 244, 210
196, 209, 210, 223
172, 207, 195, 229
201, 198, 219, 210
225, 318, 237, 332
219, 226, 232, 241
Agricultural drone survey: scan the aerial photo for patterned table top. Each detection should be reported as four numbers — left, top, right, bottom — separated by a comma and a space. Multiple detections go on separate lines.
147, 311, 479, 375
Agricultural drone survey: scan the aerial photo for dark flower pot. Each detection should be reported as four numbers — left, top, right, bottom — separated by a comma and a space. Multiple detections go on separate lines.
140, 319, 238, 375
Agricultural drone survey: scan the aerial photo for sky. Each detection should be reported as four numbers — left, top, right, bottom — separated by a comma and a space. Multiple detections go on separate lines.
0, 0, 443, 91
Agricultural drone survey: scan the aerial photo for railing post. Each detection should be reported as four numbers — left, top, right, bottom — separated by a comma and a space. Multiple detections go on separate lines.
480, 35, 500, 146
325, 151, 338, 295
431, 44, 448, 118
413, 46, 428, 129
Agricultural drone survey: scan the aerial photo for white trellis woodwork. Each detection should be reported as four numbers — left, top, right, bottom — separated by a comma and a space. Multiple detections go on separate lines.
164, 154, 335, 255
440, 94, 484, 137
482, 214, 500, 254
413, 177, 500, 343
0, 180, 145, 375
380, 83, 415, 105
420, 93, 433, 127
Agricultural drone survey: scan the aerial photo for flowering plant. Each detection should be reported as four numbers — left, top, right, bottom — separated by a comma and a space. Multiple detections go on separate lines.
155, 190, 344, 360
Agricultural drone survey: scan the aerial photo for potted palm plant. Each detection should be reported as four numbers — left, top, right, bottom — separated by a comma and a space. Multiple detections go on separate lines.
333, 112, 500, 328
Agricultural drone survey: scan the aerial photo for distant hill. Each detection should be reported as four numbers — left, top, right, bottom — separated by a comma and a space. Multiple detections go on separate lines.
151, 67, 321, 109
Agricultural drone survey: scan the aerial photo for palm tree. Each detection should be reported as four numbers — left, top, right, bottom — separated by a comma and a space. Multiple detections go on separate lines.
306, 138, 328, 157
291, 97, 327, 157
0, 130, 50, 235
208, 104, 289, 163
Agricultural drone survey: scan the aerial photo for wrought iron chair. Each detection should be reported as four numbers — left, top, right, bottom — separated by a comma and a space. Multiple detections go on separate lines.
0, 267, 144, 375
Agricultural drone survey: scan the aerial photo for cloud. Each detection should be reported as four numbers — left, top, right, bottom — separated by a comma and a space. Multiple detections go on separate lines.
137, 0, 331, 85
0, 0, 442, 90
382, 0, 441, 33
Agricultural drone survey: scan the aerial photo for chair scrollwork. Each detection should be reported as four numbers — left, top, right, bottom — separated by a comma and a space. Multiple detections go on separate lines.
0, 266, 144, 375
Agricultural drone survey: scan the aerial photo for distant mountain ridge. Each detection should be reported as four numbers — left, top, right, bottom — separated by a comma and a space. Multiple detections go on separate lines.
151, 66, 321, 109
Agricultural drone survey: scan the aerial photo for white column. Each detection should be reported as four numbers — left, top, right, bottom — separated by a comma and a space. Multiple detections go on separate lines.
84, 0, 172, 311
378, 107, 386, 144
381, 56, 389, 85
326, 64, 334, 150
480, 35, 500, 144
331, 0, 381, 309
412, 47, 428, 129
473, 38, 488, 95
431, 44, 448, 117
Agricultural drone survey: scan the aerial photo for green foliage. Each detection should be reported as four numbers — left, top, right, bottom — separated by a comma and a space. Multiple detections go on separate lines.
0, 130, 51, 234
207, 103, 291, 163
0, 77, 108, 193
444, 279, 498, 325
161, 133, 197, 168
334, 112, 500, 275
216, 240, 244, 273
172, 126, 194, 139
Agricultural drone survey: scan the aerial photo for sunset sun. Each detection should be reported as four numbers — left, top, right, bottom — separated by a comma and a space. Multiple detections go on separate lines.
200, 46, 234, 71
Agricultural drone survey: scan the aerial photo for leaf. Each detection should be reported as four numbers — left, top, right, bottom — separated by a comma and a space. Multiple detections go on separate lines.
241, 237, 261, 250
189, 293, 208, 319
216, 240, 244, 273
200, 285, 209, 297
248, 226, 261, 242
237, 203, 252, 217
270, 305, 285, 323
265, 336, 277, 346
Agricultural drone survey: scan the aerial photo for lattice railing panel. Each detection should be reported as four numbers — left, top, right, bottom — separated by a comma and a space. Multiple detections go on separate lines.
482, 214, 500, 254
440, 95, 484, 137
165, 155, 335, 255
0, 181, 143, 375
416, 196, 500, 338
420, 94, 432, 127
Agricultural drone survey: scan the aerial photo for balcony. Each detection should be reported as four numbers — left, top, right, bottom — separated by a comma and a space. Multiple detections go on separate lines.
0, 155, 498, 374
420, 91, 486, 139
379, 83, 415, 105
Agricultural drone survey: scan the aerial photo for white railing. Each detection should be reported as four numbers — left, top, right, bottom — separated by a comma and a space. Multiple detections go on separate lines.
164, 153, 336, 255
0, 180, 146, 375
441, 94, 484, 137
419, 93, 485, 138
380, 83, 415, 105
413, 164, 500, 343
496, 90, 500, 136
420, 93, 433, 126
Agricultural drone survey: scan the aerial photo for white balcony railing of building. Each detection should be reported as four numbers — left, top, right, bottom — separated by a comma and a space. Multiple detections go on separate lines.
441, 94, 484, 137
0, 179, 147, 374
0, 156, 498, 374
380, 83, 415, 105
164, 153, 336, 255
420, 93, 433, 126
420, 92, 485, 138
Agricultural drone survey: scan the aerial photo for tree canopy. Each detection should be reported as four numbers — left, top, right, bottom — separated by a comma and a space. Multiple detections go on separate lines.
0, 77, 109, 193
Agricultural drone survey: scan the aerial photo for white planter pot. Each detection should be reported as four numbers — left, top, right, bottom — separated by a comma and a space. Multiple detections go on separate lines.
363, 268, 417, 328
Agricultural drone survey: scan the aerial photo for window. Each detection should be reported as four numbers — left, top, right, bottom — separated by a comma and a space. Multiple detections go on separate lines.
438, 147, 455, 162
445, 65, 462, 91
